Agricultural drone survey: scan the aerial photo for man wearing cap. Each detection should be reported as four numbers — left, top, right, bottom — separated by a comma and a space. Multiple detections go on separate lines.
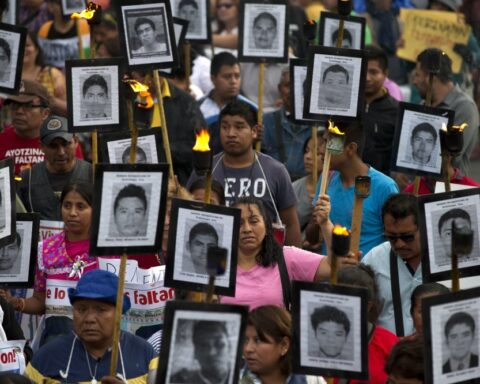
16, 115, 92, 221
0, 80, 84, 175
25, 269, 158, 383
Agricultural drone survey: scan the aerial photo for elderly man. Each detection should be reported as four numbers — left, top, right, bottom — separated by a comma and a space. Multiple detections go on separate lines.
25, 269, 157, 383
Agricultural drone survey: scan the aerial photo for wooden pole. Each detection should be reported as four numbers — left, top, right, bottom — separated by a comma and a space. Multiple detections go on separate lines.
109, 253, 127, 376
255, 62, 265, 152
152, 70, 175, 178
127, 101, 138, 164
204, 170, 212, 204
206, 276, 215, 302
442, 153, 451, 193
451, 250, 459, 292
319, 150, 332, 196
349, 196, 363, 258
312, 126, 318, 190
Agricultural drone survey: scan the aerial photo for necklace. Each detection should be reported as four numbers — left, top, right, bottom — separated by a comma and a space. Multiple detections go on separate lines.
85, 349, 99, 384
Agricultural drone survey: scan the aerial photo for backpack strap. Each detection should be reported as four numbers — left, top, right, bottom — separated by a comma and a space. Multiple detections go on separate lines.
390, 248, 405, 336
277, 249, 291, 310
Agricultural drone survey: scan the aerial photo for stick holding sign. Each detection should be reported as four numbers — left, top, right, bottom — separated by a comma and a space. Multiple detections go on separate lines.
349, 176, 370, 259
319, 121, 345, 196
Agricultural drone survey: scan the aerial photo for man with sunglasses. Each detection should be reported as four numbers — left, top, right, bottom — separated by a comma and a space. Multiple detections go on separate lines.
362, 193, 423, 337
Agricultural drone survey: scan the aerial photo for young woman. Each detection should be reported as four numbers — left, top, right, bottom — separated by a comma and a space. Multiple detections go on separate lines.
211, 0, 238, 55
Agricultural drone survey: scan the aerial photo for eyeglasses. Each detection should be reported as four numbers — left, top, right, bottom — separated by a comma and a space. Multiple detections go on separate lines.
384, 232, 417, 243
216, 3, 234, 9
10, 102, 46, 111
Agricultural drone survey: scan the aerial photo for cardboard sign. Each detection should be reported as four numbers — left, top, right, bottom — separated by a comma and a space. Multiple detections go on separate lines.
397, 9, 471, 73
0, 340, 26, 374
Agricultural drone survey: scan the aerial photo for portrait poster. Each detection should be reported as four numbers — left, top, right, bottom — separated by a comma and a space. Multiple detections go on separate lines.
0, 158, 15, 248
0, 213, 39, 288
291, 281, 368, 380
1, 0, 18, 25
422, 287, 480, 384
118, 0, 177, 69
66, 58, 125, 132
171, 0, 211, 42
290, 59, 315, 124
159, 17, 188, 77
418, 188, 480, 282
238, 0, 289, 63
164, 198, 240, 296
90, 164, 169, 255
99, 129, 165, 164
318, 12, 366, 50
156, 301, 248, 384
391, 102, 454, 177
61, 0, 86, 16
0, 23, 26, 95
304, 46, 366, 121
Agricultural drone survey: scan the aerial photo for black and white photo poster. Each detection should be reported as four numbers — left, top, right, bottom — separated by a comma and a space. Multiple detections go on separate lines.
290, 59, 314, 124
319, 12, 366, 50
108, 136, 160, 164
0, 158, 14, 248
1, 0, 17, 25
61, 0, 86, 16
0, 23, 26, 94
171, 0, 210, 41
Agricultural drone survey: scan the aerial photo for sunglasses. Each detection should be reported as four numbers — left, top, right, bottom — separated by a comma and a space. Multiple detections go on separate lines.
216, 3, 234, 9
384, 232, 417, 243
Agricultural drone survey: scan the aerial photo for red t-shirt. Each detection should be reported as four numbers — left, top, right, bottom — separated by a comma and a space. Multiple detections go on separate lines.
0, 127, 84, 175
404, 169, 480, 195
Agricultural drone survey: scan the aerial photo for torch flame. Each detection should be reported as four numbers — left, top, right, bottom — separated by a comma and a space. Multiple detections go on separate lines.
328, 120, 344, 136
452, 123, 468, 132
71, 2, 98, 19
124, 79, 149, 93
193, 129, 211, 152
441, 123, 447, 132
123, 79, 153, 109
333, 225, 349, 236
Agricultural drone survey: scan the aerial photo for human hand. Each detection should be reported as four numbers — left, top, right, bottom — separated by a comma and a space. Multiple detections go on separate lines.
255, 123, 264, 142
313, 194, 331, 226
0, 289, 12, 301
336, 251, 359, 269
99, 375, 126, 384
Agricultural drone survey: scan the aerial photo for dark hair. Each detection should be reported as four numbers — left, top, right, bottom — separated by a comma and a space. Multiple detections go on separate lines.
337, 264, 382, 323
14, 232, 21, 248
114, 184, 147, 212
121, 145, 147, 163
310, 305, 351, 336
232, 196, 283, 267
134, 17, 155, 33
444, 311, 476, 338
83, 74, 108, 97
253, 12, 277, 28
210, 51, 239, 76
248, 305, 291, 376
337, 121, 365, 156
188, 222, 219, 243
410, 282, 449, 316
385, 338, 424, 380
189, 178, 226, 206
178, 0, 198, 10
0, 374, 34, 384
332, 28, 352, 46
381, 193, 419, 227
438, 208, 471, 235
60, 183, 93, 207
411, 122, 437, 143
365, 44, 388, 71
192, 320, 228, 344
98, 37, 121, 58
302, 130, 323, 154
417, 48, 453, 83
27, 31, 45, 67
0, 37, 11, 62
220, 99, 257, 127
322, 64, 349, 84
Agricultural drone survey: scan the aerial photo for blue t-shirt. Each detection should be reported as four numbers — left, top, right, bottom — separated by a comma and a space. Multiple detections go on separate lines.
313, 167, 399, 256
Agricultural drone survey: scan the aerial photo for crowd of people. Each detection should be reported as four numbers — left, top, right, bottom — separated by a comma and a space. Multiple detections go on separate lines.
0, 0, 479, 382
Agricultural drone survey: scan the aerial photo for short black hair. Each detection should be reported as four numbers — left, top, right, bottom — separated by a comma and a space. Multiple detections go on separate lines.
121, 145, 147, 163
331, 28, 352, 46
322, 64, 349, 84
211, 52, 239, 76
14, 232, 21, 248
192, 320, 228, 344
337, 121, 365, 156
417, 48, 453, 84
382, 193, 419, 227
385, 338, 424, 381
310, 305, 351, 336
411, 123, 437, 143
444, 311, 475, 339
188, 222, 219, 243
189, 178, 226, 206
61, 183, 93, 207
220, 99, 257, 127
114, 184, 147, 212
410, 282, 449, 316
82, 74, 108, 97
438, 208, 471, 235
0, 37, 11, 62
365, 44, 388, 71
178, 0, 198, 9
134, 17, 155, 33
253, 12, 277, 28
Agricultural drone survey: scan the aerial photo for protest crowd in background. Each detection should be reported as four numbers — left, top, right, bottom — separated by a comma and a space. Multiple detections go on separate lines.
0, 0, 479, 382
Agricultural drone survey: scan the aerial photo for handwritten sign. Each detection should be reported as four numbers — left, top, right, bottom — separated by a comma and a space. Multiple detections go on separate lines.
398, 9, 471, 73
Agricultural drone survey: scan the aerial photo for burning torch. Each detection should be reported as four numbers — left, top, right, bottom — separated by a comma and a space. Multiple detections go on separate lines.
192, 129, 213, 203
440, 123, 467, 192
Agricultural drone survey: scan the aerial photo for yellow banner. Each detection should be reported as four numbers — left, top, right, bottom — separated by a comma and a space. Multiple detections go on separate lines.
397, 9, 471, 73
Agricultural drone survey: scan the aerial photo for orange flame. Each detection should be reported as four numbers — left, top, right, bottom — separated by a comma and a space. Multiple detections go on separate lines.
328, 120, 344, 136
193, 129, 211, 152
71, 2, 97, 19
452, 123, 468, 132
123, 79, 153, 109
333, 225, 349, 236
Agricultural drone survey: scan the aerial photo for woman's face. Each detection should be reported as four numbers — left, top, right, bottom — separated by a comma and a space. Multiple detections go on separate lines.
23, 35, 38, 65
216, 0, 237, 25
61, 191, 92, 239
114, 197, 146, 236
236, 203, 266, 255
413, 292, 440, 335
303, 137, 325, 175
243, 325, 288, 376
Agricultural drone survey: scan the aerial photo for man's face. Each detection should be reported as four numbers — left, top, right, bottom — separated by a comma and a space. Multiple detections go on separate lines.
253, 16, 277, 49
41, 137, 78, 173
179, 5, 198, 30
0, 242, 19, 271
413, 62, 429, 99
11, 96, 49, 137
194, 329, 230, 377
315, 321, 348, 358
211, 64, 241, 101
323, 71, 348, 104
84, 85, 108, 118
220, 114, 257, 157
73, 299, 115, 346
136, 22, 155, 46
188, 233, 218, 270
365, 59, 387, 97
383, 214, 421, 262
411, 130, 435, 164
114, 197, 146, 236
439, 217, 471, 254
446, 323, 475, 361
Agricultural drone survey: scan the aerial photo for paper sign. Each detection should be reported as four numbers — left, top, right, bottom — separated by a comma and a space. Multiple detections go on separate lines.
0, 340, 26, 374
